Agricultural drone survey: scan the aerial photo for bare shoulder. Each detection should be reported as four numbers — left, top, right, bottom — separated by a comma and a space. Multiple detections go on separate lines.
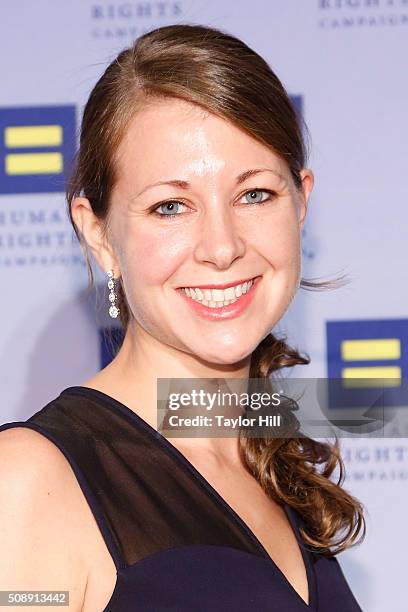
0, 426, 91, 611
0, 425, 85, 495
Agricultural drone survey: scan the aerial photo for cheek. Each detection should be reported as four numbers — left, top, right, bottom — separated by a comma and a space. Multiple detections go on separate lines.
118, 224, 189, 287
251, 212, 301, 269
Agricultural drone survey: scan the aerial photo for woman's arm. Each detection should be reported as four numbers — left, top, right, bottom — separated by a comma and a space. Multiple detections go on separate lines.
0, 428, 90, 611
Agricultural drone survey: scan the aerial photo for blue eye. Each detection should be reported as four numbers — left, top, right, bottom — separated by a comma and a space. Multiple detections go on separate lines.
154, 201, 185, 217
242, 189, 274, 205
151, 188, 275, 220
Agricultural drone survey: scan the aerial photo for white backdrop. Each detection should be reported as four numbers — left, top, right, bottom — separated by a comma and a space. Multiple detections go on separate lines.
1, 2, 407, 610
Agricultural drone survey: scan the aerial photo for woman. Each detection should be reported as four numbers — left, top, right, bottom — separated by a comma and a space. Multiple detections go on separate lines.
0, 23, 365, 611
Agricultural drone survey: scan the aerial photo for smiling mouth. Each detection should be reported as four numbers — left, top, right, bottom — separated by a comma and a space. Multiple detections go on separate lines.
177, 276, 261, 308
178, 276, 257, 291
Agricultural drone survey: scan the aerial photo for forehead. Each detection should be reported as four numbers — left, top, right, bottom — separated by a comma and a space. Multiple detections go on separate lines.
114, 98, 288, 183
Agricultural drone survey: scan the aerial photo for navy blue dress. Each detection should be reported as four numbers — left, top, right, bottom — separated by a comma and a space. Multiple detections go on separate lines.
0, 386, 364, 611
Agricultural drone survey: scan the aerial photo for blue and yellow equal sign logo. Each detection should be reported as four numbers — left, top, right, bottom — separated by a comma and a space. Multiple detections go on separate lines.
0, 105, 76, 194
326, 319, 408, 408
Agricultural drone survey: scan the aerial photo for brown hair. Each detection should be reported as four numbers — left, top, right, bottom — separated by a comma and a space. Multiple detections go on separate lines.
67, 23, 365, 556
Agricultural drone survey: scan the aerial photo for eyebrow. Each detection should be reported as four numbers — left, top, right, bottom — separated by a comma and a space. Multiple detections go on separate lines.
133, 168, 286, 199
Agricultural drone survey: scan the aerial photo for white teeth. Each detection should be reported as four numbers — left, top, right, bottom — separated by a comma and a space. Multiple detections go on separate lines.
224, 286, 235, 300
212, 289, 225, 302
182, 278, 255, 307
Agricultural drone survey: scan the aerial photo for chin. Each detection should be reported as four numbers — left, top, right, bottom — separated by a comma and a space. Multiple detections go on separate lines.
195, 345, 254, 368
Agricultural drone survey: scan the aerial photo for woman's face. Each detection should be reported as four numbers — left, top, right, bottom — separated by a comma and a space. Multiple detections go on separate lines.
100, 98, 313, 365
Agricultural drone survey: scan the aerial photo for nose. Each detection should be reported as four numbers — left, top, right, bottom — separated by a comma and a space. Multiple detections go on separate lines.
193, 204, 246, 270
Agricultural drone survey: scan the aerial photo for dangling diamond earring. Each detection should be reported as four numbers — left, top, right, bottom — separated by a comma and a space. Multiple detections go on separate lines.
107, 269, 120, 318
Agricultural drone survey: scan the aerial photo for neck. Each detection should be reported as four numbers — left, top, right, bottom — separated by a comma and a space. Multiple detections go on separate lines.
88, 322, 252, 462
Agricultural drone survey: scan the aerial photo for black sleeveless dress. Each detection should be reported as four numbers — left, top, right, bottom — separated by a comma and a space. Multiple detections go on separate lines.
0, 386, 364, 611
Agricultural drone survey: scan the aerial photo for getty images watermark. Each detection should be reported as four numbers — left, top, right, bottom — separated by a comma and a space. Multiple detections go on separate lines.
156, 377, 408, 438
166, 384, 283, 430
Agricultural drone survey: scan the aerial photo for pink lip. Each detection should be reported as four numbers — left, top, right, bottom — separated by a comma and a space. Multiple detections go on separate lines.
176, 276, 262, 321
178, 276, 256, 290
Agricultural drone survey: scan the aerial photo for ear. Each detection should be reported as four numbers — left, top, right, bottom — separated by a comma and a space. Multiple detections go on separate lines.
297, 168, 314, 228
70, 197, 120, 275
